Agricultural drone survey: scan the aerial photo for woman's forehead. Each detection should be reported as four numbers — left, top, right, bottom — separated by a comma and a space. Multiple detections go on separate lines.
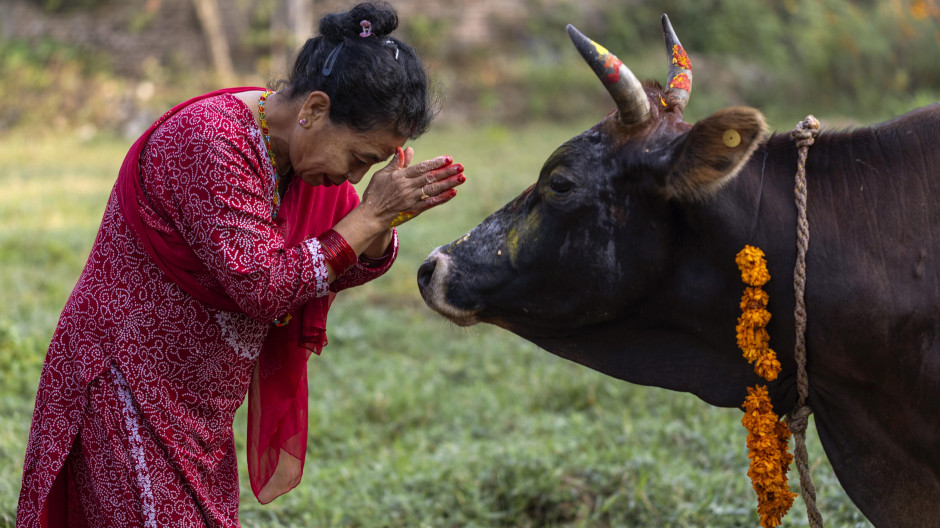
353, 128, 407, 160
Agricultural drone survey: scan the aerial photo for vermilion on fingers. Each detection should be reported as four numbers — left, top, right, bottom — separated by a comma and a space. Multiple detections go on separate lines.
416, 155, 455, 174
425, 163, 464, 183
422, 188, 458, 207
437, 188, 459, 204
422, 172, 467, 198
431, 155, 453, 169
396, 146, 406, 169
404, 147, 415, 167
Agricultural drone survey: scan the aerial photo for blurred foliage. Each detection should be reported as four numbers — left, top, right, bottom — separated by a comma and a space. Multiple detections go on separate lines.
0, 35, 213, 138
23, 0, 110, 14
0, 38, 124, 132
0, 0, 938, 134
468, 0, 940, 126
0, 322, 44, 397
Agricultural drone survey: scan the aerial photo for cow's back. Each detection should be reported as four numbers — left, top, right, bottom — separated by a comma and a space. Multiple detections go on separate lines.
799, 104, 940, 312
791, 103, 940, 528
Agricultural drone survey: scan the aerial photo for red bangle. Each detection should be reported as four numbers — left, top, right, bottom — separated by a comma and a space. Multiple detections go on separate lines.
318, 229, 358, 275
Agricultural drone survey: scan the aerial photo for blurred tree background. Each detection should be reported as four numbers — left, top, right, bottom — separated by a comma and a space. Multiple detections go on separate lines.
1, 0, 938, 139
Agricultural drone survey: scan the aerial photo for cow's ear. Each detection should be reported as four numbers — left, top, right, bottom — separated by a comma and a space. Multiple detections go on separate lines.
660, 107, 768, 200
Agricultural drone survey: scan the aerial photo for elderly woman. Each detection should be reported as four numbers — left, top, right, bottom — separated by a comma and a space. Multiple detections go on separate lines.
16, 2, 463, 525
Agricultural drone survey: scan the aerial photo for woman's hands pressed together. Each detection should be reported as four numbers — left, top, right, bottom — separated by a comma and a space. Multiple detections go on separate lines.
325, 147, 466, 280
362, 146, 466, 228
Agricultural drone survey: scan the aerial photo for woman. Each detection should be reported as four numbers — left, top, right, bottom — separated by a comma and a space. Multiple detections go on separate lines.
17, 2, 464, 525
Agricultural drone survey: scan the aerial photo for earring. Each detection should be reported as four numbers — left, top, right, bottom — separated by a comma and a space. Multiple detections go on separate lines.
299, 118, 308, 126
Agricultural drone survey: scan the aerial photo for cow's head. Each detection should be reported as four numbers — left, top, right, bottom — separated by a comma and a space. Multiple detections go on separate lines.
418, 16, 770, 407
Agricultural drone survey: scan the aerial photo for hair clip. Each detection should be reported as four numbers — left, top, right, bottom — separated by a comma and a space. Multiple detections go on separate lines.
359, 20, 372, 37
321, 42, 344, 77
384, 39, 400, 60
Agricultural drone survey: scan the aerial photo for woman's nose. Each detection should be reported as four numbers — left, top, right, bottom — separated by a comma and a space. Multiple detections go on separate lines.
347, 167, 370, 184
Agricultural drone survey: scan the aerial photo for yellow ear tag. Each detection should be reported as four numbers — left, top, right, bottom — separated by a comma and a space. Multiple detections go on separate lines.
723, 129, 742, 148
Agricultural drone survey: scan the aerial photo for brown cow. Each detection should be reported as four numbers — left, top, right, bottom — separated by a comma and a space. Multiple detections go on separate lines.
418, 15, 940, 527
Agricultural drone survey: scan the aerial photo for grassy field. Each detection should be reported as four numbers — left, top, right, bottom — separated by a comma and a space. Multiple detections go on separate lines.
0, 122, 873, 527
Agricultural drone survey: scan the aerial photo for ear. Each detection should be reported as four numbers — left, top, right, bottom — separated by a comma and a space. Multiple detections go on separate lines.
299, 91, 331, 125
661, 107, 768, 200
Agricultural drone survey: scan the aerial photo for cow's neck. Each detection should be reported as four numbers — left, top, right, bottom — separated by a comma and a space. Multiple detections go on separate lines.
694, 114, 940, 527
684, 115, 940, 404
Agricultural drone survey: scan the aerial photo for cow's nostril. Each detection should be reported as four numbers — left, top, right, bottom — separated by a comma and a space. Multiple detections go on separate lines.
417, 258, 437, 291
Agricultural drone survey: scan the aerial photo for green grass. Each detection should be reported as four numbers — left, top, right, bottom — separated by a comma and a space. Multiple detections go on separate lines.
0, 125, 872, 527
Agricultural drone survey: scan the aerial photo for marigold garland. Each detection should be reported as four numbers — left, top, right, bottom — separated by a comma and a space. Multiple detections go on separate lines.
736, 245, 797, 528
736, 246, 771, 287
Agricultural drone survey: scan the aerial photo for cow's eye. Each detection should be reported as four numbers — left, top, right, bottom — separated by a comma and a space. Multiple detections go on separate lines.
549, 176, 573, 194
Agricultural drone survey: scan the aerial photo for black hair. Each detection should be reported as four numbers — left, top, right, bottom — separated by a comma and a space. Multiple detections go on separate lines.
274, 1, 438, 139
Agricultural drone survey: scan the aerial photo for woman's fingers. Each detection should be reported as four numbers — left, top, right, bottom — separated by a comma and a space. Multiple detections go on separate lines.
422, 162, 463, 184
400, 146, 414, 169
420, 187, 458, 208
409, 155, 452, 178
395, 146, 406, 169
419, 165, 464, 201
403, 154, 464, 201
373, 150, 466, 228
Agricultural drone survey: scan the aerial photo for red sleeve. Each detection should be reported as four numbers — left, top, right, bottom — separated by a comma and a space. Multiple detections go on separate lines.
330, 228, 399, 293
141, 97, 330, 322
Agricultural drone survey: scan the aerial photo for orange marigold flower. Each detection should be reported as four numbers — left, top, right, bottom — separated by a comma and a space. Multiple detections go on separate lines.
743, 385, 770, 411
737, 325, 770, 351
741, 265, 771, 288
773, 420, 792, 443
736, 246, 794, 527
740, 286, 769, 311
739, 307, 772, 328
741, 346, 763, 363
755, 350, 782, 381
736, 245, 771, 287
742, 385, 796, 528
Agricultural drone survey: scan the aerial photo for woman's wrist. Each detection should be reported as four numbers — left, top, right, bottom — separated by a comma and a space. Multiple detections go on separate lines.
318, 229, 358, 275
353, 200, 395, 234
362, 228, 393, 259
323, 205, 393, 277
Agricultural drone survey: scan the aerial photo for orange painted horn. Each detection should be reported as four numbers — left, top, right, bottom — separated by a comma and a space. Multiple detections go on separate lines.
567, 24, 650, 126
662, 14, 692, 111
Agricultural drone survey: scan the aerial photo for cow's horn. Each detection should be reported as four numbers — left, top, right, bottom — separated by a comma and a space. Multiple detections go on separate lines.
567, 24, 650, 126
662, 14, 692, 111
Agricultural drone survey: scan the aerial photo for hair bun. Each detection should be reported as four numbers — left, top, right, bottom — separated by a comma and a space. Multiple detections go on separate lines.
318, 1, 399, 40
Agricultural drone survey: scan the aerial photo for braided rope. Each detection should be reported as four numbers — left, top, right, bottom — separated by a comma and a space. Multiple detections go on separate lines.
788, 115, 824, 528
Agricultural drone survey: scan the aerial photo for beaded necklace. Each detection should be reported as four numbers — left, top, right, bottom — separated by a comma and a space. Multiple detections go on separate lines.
258, 90, 281, 219
260, 90, 292, 326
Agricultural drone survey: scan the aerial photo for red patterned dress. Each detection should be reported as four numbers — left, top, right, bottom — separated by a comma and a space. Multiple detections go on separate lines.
17, 90, 397, 526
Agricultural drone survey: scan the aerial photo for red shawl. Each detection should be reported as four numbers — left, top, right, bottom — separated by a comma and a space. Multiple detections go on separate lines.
116, 87, 359, 504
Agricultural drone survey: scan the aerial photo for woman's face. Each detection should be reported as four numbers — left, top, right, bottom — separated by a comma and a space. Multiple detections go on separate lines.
288, 93, 407, 187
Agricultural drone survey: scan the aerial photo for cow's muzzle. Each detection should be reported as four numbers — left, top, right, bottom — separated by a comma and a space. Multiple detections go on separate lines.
417, 247, 481, 326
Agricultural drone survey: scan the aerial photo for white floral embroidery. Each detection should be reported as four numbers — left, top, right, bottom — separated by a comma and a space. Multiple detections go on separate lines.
215, 311, 264, 360
303, 238, 331, 298
112, 365, 158, 528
